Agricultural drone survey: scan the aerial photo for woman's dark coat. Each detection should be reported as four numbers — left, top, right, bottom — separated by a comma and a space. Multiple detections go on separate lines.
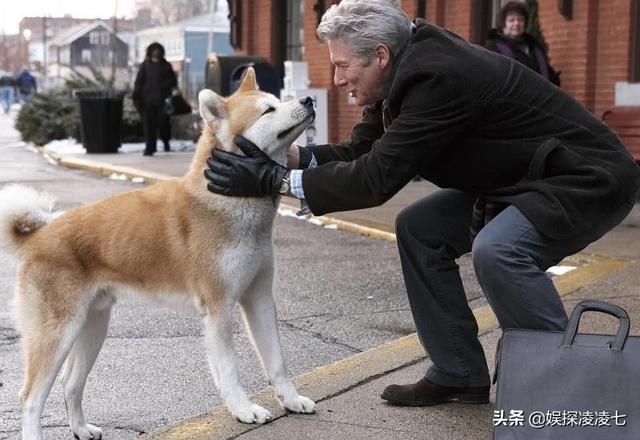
132, 43, 177, 108
302, 20, 640, 240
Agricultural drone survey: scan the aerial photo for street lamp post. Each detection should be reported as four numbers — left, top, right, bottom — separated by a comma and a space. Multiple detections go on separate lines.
22, 29, 31, 70
42, 16, 47, 77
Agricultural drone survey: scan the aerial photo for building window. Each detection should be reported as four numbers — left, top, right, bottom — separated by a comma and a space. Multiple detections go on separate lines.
100, 31, 110, 45
417, 0, 427, 19
81, 49, 91, 64
60, 47, 70, 65
89, 31, 99, 45
286, 0, 304, 61
632, 0, 640, 82
472, 0, 493, 44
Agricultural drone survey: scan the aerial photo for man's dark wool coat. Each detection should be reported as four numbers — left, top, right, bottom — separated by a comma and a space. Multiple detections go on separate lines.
303, 20, 640, 240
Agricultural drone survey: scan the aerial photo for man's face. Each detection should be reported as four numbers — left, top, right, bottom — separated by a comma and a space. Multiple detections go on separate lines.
503, 13, 526, 39
328, 39, 389, 106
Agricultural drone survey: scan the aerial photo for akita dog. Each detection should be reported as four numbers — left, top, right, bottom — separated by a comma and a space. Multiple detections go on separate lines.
0, 68, 316, 440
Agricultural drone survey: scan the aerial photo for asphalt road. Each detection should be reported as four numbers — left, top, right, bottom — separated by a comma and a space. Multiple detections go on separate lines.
0, 115, 485, 439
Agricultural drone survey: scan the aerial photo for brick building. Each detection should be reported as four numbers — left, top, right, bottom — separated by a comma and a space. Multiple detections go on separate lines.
228, 0, 640, 143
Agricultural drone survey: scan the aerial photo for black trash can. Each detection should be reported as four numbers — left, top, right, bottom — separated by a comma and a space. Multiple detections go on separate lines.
229, 62, 282, 97
76, 89, 125, 153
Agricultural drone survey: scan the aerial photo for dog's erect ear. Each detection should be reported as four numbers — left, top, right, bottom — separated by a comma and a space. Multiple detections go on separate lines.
198, 89, 227, 123
237, 67, 258, 92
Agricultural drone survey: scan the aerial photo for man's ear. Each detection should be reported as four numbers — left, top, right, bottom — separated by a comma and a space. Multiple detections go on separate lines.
375, 44, 391, 70
198, 89, 227, 123
237, 66, 258, 92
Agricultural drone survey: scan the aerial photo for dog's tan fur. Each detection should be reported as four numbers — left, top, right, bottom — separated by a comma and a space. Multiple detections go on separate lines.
2, 68, 316, 440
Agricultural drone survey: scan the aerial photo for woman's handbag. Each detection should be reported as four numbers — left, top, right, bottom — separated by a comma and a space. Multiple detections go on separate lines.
164, 92, 192, 116
494, 300, 640, 439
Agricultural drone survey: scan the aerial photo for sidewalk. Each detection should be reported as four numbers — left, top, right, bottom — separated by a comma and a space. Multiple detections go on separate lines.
29, 142, 640, 439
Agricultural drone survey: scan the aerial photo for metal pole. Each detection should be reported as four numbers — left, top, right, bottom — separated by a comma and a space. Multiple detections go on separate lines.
110, 0, 119, 86
206, 0, 217, 58
42, 16, 47, 77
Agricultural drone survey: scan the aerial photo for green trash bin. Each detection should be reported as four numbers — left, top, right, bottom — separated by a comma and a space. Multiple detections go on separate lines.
76, 89, 125, 153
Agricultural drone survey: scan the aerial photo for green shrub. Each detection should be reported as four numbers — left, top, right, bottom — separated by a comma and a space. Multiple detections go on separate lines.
15, 66, 145, 146
15, 88, 79, 146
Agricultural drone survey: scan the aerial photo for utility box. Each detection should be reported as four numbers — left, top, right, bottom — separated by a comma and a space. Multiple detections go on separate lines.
280, 88, 328, 147
615, 82, 640, 106
280, 60, 327, 146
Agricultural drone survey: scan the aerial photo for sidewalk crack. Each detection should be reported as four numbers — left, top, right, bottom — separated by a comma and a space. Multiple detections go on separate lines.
279, 321, 361, 353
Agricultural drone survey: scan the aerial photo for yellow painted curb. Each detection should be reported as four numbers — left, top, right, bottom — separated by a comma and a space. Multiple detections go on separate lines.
58, 156, 173, 184
279, 203, 397, 242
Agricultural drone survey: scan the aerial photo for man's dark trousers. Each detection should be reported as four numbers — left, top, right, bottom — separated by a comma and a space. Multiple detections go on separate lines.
395, 188, 635, 387
143, 103, 171, 154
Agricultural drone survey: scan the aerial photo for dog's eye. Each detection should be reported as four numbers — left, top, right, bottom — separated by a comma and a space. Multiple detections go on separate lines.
262, 107, 275, 116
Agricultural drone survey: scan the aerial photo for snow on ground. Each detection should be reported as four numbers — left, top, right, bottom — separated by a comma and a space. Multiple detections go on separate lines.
44, 138, 196, 155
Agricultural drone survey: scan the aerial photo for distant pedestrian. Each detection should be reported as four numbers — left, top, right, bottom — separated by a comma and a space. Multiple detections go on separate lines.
132, 42, 177, 156
15, 69, 37, 103
0, 73, 16, 114
485, 1, 560, 86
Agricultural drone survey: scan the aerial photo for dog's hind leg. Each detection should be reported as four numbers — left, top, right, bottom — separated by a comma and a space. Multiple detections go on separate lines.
60, 292, 114, 440
239, 264, 315, 414
202, 307, 273, 424
17, 282, 87, 440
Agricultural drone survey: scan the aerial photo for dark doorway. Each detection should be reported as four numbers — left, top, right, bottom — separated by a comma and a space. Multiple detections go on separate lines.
632, 0, 640, 81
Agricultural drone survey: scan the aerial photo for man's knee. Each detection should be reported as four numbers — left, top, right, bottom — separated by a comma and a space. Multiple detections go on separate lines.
395, 204, 418, 240
471, 233, 510, 276
395, 203, 445, 246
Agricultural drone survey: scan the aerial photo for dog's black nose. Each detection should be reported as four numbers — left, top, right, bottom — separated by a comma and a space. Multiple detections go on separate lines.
300, 97, 313, 108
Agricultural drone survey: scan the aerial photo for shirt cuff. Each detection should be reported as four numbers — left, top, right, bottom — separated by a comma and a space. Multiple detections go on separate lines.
289, 152, 317, 216
290, 169, 306, 199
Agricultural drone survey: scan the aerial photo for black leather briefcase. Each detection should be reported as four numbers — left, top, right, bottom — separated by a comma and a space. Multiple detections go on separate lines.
494, 300, 640, 439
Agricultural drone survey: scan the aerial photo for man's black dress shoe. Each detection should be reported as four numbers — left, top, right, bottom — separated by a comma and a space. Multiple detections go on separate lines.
381, 377, 489, 406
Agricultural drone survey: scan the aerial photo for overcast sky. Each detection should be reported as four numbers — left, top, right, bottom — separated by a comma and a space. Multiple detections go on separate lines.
1, 0, 138, 35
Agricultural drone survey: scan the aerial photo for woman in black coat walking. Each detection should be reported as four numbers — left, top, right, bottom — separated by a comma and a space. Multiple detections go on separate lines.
485, 1, 560, 86
133, 42, 177, 156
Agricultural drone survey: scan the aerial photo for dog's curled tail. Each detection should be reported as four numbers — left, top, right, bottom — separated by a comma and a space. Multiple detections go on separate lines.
0, 184, 57, 256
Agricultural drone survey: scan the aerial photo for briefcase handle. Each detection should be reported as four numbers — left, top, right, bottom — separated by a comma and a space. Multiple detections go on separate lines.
562, 300, 630, 351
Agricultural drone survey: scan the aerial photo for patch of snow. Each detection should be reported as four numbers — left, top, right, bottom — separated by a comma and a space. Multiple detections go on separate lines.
120, 140, 196, 153
43, 139, 197, 155
546, 265, 576, 276
44, 138, 84, 155
109, 173, 129, 181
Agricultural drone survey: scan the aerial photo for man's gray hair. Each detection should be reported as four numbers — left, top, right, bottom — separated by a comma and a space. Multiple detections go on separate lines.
316, 0, 412, 62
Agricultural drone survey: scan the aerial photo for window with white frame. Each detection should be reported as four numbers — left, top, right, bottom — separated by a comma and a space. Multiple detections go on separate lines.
81, 49, 91, 63
60, 47, 70, 65
286, 0, 304, 61
100, 31, 110, 45
89, 31, 99, 45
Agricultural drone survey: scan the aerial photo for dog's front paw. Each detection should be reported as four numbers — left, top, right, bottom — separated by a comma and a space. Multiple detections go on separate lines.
283, 395, 316, 414
232, 404, 273, 424
72, 423, 103, 440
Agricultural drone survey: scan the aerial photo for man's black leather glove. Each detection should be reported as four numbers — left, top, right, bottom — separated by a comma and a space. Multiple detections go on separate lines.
204, 136, 289, 205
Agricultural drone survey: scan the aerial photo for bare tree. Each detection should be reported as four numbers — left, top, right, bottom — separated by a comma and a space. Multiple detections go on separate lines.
137, 0, 209, 25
